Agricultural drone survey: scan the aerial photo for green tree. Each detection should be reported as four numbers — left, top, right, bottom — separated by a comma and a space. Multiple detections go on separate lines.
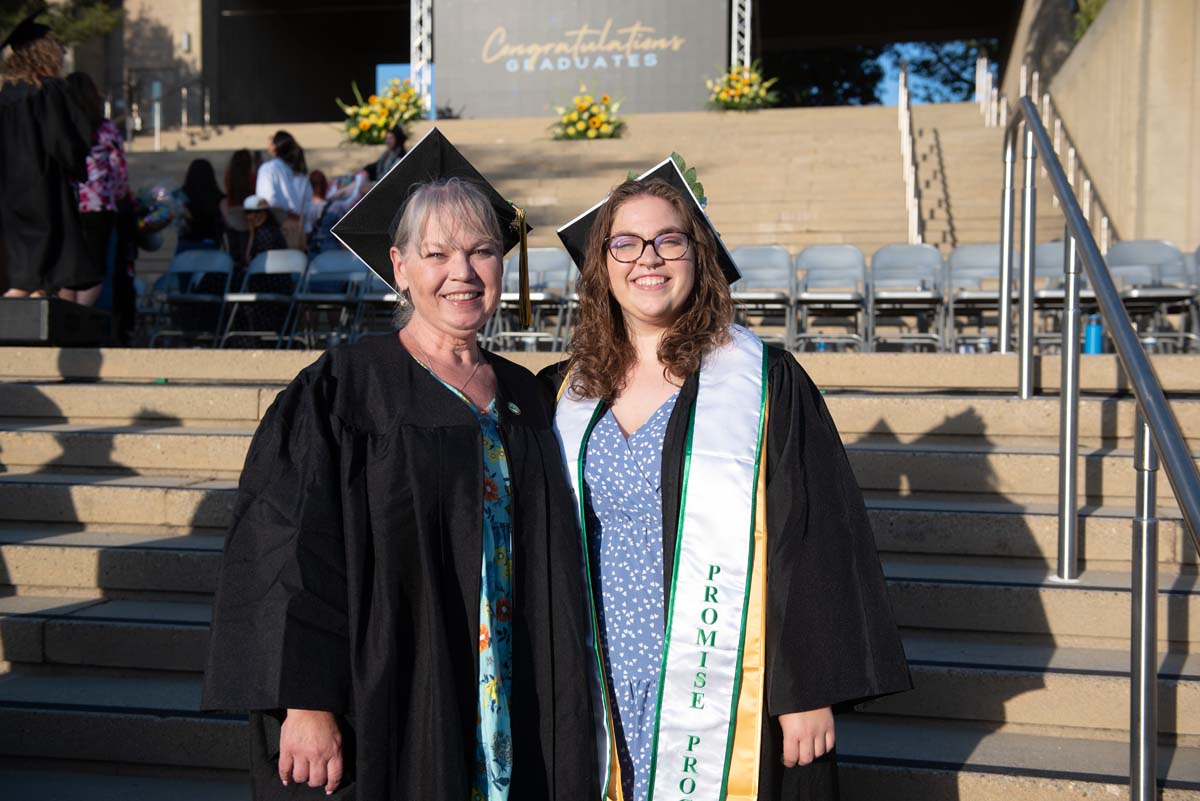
1, 1, 123, 49
1074, 0, 1107, 40
895, 39, 1001, 104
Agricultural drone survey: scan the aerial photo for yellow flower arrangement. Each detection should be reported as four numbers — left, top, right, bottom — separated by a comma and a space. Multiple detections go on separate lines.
337, 79, 426, 145
551, 83, 625, 141
707, 60, 779, 111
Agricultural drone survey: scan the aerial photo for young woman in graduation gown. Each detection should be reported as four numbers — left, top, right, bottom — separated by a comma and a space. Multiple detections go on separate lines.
541, 171, 911, 801
203, 135, 597, 801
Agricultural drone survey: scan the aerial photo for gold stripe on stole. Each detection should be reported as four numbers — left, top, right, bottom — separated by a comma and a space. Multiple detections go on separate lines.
725, 400, 769, 801
606, 690, 625, 801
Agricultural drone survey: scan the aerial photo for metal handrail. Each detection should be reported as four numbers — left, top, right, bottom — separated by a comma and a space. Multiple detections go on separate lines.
897, 65, 922, 245
1000, 96, 1200, 800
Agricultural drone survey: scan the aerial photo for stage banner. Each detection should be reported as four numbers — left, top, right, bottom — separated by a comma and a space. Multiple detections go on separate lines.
433, 0, 728, 117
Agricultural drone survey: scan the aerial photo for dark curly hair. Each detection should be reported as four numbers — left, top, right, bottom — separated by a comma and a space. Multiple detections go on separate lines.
567, 177, 733, 402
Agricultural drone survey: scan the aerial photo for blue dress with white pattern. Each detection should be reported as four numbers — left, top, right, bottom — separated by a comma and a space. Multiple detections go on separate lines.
583, 392, 679, 801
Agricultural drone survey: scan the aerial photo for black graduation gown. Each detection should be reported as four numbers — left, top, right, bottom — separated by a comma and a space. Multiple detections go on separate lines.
0, 79, 98, 292
540, 346, 911, 800
203, 334, 598, 801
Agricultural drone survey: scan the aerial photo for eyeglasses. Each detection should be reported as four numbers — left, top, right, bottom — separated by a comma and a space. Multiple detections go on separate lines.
605, 232, 691, 263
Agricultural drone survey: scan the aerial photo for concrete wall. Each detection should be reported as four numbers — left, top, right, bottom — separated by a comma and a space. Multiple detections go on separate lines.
1050, 0, 1200, 251
1000, 0, 1076, 101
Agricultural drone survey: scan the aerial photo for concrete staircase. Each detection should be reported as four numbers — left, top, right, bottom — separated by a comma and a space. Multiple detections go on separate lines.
1, 347, 1198, 799
126, 106, 911, 284
912, 103, 1064, 253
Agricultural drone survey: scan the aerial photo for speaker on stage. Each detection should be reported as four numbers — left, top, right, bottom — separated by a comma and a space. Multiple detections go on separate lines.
0, 297, 114, 346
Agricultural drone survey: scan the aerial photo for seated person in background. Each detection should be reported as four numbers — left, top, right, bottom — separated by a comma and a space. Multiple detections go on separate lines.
363, 125, 407, 181
237, 194, 287, 274
177, 158, 224, 253
308, 173, 365, 256
221, 148, 256, 269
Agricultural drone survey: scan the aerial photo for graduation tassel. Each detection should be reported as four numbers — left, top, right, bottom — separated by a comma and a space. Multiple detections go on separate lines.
514, 204, 532, 329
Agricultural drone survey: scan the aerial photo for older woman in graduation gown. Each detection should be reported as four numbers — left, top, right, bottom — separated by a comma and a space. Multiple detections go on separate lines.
203, 130, 596, 801
541, 163, 911, 801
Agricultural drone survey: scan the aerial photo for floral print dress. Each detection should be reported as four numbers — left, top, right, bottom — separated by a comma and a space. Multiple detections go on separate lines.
419, 367, 514, 801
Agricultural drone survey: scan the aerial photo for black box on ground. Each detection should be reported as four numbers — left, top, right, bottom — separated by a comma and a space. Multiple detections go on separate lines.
0, 298, 114, 346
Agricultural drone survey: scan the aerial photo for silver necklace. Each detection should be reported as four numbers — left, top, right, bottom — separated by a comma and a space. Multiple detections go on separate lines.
406, 332, 483, 392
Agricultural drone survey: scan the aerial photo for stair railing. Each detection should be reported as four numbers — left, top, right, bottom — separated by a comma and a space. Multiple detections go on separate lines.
897, 64, 922, 244
1000, 95, 1200, 801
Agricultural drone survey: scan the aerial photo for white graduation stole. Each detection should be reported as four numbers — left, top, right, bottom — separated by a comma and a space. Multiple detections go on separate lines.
555, 325, 769, 801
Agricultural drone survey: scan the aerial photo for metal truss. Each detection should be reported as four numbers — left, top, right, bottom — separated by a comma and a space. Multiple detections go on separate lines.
730, 0, 752, 69
411, 0, 433, 115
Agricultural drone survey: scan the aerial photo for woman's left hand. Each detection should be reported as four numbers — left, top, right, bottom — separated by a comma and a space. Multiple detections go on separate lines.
778, 707, 834, 767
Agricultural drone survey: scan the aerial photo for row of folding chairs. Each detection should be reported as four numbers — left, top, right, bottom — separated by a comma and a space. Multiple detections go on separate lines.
140, 239, 1200, 353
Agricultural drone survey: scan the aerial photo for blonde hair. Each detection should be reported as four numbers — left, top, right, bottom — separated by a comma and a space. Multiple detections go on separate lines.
389, 177, 503, 328
1, 35, 64, 88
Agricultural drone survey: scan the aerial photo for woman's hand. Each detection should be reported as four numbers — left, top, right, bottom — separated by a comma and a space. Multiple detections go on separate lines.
279, 708, 343, 794
778, 707, 835, 767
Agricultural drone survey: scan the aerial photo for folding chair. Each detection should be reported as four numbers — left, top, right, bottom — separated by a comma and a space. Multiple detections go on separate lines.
731, 246, 796, 348
148, 249, 234, 347
218, 249, 308, 349
794, 245, 867, 351
489, 248, 571, 351
946, 244, 1007, 351
285, 250, 368, 349
1106, 240, 1195, 351
350, 271, 401, 341
868, 244, 945, 352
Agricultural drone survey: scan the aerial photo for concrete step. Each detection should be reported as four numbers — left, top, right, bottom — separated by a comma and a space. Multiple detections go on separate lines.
0, 596, 210, 672
4, 349, 1199, 393
0, 760, 248, 801
4, 423, 1194, 507
839, 715, 1200, 800
886, 557, 1200, 648
866, 492, 1196, 568
0, 473, 234, 529
0, 667, 244, 770
7, 386, 1196, 449
0, 527, 223, 598
872, 631, 1200, 737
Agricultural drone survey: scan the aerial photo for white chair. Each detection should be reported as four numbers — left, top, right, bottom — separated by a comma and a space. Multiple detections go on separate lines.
794, 245, 867, 351
731, 246, 796, 349
285, 250, 369, 349
218, 249, 308, 349
868, 244, 945, 351
148, 249, 234, 347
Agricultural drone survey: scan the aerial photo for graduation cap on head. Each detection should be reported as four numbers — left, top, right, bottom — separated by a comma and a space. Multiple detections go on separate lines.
332, 127, 534, 326
2, 5, 52, 52
556, 154, 740, 284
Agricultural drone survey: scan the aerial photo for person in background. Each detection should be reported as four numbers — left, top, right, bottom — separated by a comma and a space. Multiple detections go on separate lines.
255, 129, 309, 250
364, 125, 408, 182
238, 194, 287, 270
1, 13, 96, 299
221, 148, 256, 268
304, 169, 329, 243
64, 71, 127, 307
176, 158, 224, 253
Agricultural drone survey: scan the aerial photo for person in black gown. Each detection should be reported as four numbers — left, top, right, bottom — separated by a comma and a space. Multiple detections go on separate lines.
202, 129, 596, 801
541, 162, 911, 800
0, 12, 97, 297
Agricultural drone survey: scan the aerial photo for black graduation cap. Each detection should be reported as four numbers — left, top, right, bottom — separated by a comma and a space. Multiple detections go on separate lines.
556, 156, 741, 284
332, 126, 534, 326
2, 7, 51, 51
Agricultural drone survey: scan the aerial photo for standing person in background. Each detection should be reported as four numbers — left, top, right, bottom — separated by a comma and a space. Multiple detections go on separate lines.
221, 148, 256, 268
256, 129, 309, 250
0, 13, 96, 299
65, 71, 127, 307
364, 125, 407, 181
304, 169, 329, 246
176, 158, 224, 253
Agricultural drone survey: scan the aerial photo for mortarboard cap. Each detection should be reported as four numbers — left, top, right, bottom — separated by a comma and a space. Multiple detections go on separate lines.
556, 155, 740, 284
332, 127, 534, 326
2, 7, 52, 52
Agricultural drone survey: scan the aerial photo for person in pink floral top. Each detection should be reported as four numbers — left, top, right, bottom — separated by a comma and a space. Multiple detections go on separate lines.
65, 72, 129, 306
